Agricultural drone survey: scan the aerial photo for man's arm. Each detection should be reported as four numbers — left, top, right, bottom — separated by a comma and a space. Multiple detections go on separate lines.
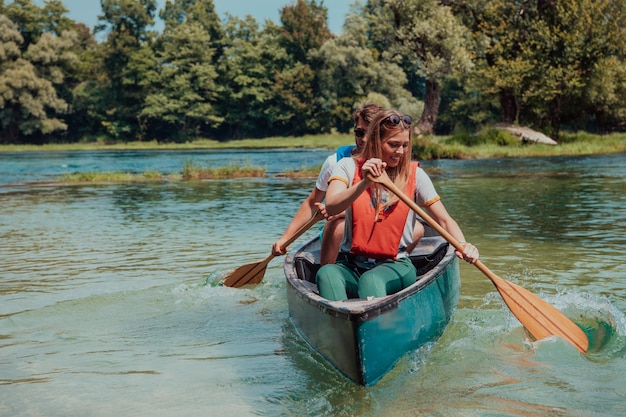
272, 187, 326, 256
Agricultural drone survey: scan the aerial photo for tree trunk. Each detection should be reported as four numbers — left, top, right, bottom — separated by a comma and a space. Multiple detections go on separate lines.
415, 79, 440, 135
550, 95, 562, 139
500, 91, 517, 124
0, 123, 20, 144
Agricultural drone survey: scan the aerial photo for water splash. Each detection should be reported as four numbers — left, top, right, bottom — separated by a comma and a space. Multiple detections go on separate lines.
528, 290, 626, 358
203, 269, 229, 287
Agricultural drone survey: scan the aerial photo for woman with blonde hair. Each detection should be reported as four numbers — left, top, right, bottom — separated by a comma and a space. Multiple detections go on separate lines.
316, 109, 479, 301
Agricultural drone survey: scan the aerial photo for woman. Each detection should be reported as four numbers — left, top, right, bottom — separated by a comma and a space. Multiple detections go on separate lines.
316, 109, 479, 301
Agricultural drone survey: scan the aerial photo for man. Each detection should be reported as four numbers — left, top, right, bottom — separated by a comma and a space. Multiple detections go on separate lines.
272, 103, 384, 265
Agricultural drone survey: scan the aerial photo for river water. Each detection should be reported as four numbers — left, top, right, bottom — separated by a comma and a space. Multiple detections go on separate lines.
1, 149, 625, 416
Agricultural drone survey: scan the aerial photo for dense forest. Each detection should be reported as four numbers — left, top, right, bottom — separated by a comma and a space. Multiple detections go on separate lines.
1, 0, 626, 144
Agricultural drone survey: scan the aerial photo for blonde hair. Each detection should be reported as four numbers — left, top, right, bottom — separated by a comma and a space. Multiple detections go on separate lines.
359, 109, 413, 208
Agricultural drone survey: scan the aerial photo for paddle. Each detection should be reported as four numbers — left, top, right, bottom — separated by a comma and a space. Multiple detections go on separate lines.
222, 210, 325, 288
367, 171, 589, 353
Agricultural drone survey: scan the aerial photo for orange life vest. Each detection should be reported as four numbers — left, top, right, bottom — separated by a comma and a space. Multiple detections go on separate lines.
350, 161, 418, 259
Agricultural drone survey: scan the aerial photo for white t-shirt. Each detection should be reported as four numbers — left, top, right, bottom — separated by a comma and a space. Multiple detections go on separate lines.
315, 153, 339, 192
329, 157, 440, 256
315, 145, 356, 192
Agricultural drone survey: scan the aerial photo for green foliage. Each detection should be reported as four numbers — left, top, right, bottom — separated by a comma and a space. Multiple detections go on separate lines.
270, 0, 333, 136
365, 0, 473, 134
215, 17, 288, 139
4, 132, 625, 160
436, 74, 499, 134
96, 0, 156, 41
3, 0, 46, 48
585, 56, 626, 129
182, 159, 265, 179
159, 0, 223, 50
279, 0, 331, 63
449, 129, 520, 147
281, 163, 323, 178
61, 171, 136, 182
94, 0, 158, 140
313, 12, 422, 132
0, 15, 74, 143
412, 136, 465, 160
140, 20, 221, 142
2, 0, 626, 144
455, 0, 626, 134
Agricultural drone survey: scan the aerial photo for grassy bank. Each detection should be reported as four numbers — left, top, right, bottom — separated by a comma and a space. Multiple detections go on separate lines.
415, 130, 626, 159
60, 164, 322, 183
0, 133, 349, 153
60, 160, 270, 183
2, 130, 625, 159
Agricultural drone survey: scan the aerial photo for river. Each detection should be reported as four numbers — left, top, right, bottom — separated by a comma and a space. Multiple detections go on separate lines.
1, 149, 625, 416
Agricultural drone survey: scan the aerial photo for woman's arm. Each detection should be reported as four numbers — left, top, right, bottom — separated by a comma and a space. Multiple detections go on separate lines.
426, 200, 479, 263
325, 158, 387, 216
325, 177, 369, 216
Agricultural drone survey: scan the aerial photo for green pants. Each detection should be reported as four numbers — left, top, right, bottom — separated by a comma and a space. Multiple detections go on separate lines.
316, 256, 416, 301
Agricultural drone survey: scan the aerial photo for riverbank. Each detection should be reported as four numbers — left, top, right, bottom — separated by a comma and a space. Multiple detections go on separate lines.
2, 131, 625, 159
0, 134, 348, 153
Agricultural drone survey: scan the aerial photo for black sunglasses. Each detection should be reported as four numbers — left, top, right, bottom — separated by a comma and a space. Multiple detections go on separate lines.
354, 127, 366, 138
384, 114, 412, 125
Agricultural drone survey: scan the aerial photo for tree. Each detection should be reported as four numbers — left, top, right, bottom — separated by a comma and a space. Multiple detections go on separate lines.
216, 16, 290, 139
138, 0, 224, 141
140, 21, 221, 141
269, 0, 333, 135
40, 0, 76, 35
585, 56, 626, 131
279, 0, 331, 63
365, 0, 473, 135
159, 0, 223, 62
531, 0, 626, 133
314, 12, 422, 132
0, 15, 75, 143
2, 0, 45, 48
456, 0, 626, 135
95, 0, 158, 140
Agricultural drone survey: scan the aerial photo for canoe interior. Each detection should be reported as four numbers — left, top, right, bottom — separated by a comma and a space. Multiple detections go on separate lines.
294, 238, 449, 285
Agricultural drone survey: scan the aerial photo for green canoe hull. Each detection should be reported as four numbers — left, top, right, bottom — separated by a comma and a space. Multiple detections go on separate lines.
284, 236, 460, 386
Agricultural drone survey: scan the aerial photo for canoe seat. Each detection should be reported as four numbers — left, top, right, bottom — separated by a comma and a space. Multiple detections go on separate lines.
294, 237, 449, 284
411, 239, 449, 276
295, 249, 321, 283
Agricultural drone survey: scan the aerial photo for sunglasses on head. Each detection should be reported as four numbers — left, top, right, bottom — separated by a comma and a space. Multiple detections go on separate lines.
354, 127, 366, 138
384, 114, 412, 126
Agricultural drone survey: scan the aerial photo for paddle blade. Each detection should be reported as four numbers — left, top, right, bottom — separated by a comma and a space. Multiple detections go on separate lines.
221, 256, 272, 288
490, 273, 589, 353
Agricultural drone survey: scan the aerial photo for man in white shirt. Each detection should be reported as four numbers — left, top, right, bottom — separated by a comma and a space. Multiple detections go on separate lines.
272, 103, 384, 265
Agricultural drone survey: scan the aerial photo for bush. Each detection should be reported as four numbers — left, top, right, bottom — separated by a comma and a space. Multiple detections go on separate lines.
412, 136, 464, 159
182, 159, 265, 179
449, 129, 519, 147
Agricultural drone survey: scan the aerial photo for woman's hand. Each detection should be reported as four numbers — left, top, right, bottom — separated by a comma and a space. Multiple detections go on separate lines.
362, 158, 387, 181
455, 242, 479, 264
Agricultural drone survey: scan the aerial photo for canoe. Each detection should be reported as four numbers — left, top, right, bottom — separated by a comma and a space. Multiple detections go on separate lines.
283, 232, 460, 386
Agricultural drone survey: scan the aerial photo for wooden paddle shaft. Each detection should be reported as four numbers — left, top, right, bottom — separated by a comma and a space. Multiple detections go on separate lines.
280, 210, 325, 252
